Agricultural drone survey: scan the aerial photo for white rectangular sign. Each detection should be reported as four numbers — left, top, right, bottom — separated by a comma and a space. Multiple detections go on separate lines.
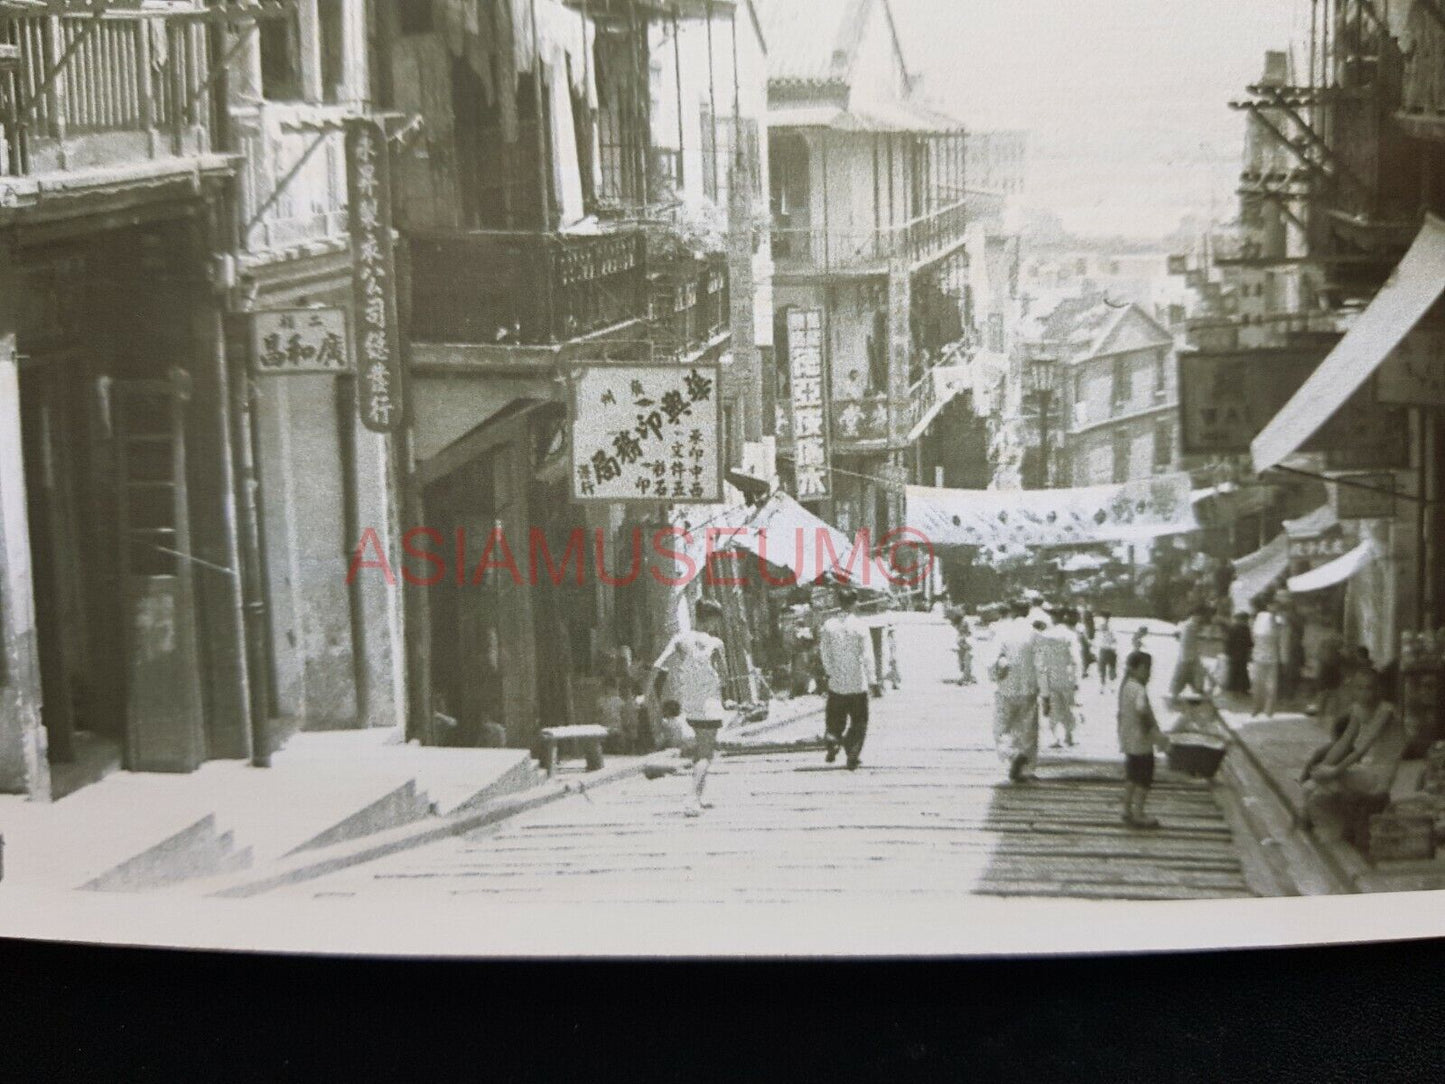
570, 364, 723, 503
251, 308, 351, 374
787, 308, 829, 500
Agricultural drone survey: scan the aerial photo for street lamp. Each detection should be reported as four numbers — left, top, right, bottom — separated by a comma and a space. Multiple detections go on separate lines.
1024, 353, 1060, 489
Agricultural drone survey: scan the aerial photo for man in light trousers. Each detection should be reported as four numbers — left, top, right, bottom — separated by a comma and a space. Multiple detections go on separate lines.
991, 599, 1043, 782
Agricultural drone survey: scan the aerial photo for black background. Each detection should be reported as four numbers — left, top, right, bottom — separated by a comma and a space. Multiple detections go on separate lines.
4, 936, 1444, 1080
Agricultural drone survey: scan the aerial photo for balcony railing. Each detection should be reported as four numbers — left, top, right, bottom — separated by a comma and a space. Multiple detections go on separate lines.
237, 103, 351, 258
2, 13, 211, 178
771, 198, 969, 273
647, 252, 729, 359
408, 228, 648, 345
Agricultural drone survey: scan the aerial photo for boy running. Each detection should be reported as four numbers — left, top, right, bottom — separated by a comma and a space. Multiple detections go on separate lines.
652, 599, 728, 816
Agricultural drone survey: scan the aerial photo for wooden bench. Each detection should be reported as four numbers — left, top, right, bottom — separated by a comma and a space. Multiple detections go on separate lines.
538, 725, 609, 778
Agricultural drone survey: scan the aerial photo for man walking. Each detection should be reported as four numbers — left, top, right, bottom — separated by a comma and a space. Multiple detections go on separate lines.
1039, 608, 1082, 748
1250, 599, 1281, 718
820, 587, 876, 771
990, 599, 1042, 782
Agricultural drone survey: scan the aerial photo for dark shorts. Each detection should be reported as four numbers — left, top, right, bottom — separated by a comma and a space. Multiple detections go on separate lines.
688, 719, 723, 731
1124, 753, 1156, 787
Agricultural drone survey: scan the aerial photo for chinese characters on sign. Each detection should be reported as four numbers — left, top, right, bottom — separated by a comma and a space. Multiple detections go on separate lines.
787, 308, 829, 500
251, 309, 350, 374
571, 365, 723, 503
346, 118, 403, 434
1377, 328, 1445, 407
1289, 532, 1352, 563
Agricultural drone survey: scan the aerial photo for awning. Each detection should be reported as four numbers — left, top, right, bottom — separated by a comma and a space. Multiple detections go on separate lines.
1252, 213, 1445, 470
1230, 533, 1289, 613
1283, 503, 1338, 539
1190, 484, 1274, 525
1288, 540, 1375, 593
906, 472, 1198, 550
730, 493, 893, 591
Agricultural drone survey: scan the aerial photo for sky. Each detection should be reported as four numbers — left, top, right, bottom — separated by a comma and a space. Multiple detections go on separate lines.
890, 0, 1310, 239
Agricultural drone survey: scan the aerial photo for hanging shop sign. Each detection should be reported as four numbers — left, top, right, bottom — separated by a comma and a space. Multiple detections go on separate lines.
1178, 345, 1326, 455
345, 117, 403, 434
250, 308, 350, 374
786, 308, 830, 500
1376, 327, 1445, 406
569, 363, 723, 503
1181, 343, 1409, 466
1314, 381, 1411, 470
1335, 473, 1398, 520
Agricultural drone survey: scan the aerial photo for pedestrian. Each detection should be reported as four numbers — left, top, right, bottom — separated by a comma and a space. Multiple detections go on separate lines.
651, 599, 729, 817
1223, 611, 1253, 697
1298, 666, 1407, 841
1075, 606, 1095, 679
1039, 608, 1082, 748
1169, 604, 1212, 701
1250, 599, 1281, 718
955, 617, 976, 685
1131, 624, 1148, 654
990, 599, 1043, 783
1118, 650, 1170, 829
1094, 611, 1119, 691
883, 624, 902, 690
819, 587, 876, 771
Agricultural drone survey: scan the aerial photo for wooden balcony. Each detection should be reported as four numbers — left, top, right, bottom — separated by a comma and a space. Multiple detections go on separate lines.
646, 251, 729, 360
408, 228, 648, 346
771, 198, 969, 277
236, 102, 351, 262
1, 13, 213, 182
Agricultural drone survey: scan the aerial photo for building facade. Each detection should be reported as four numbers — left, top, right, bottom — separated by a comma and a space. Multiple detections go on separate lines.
759, 0, 973, 537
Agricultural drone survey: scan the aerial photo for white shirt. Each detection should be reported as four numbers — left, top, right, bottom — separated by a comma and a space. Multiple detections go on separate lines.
992, 618, 1040, 699
653, 631, 725, 721
1251, 612, 1280, 664
820, 613, 876, 696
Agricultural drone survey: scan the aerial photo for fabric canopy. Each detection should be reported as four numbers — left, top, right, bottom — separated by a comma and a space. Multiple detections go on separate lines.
1230, 533, 1289, 613
1288, 540, 1376, 593
1283, 502, 1338, 539
905, 472, 1197, 550
1252, 214, 1445, 470
730, 493, 894, 591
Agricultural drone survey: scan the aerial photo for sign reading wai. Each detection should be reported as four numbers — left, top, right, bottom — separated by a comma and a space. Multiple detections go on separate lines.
1178, 346, 1327, 455
570, 364, 723, 503
346, 118, 403, 434
786, 308, 829, 500
251, 308, 350, 374
1335, 473, 1398, 520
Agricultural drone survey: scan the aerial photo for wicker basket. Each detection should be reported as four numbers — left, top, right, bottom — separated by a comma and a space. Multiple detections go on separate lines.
1167, 734, 1228, 779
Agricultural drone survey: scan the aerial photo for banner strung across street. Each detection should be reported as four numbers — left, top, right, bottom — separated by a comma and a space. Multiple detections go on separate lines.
906, 472, 1198, 549
251, 309, 350, 374
570, 364, 723, 503
346, 117, 403, 433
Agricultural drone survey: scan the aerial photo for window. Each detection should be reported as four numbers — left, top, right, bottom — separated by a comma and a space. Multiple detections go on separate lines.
259, 13, 304, 101
1152, 421, 1171, 471
1112, 431, 1131, 483
1153, 352, 1167, 397
1111, 356, 1129, 410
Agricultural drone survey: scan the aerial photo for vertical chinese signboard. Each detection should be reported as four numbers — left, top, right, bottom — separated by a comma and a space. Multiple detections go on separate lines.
346, 118, 403, 433
570, 364, 723, 503
786, 308, 829, 500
